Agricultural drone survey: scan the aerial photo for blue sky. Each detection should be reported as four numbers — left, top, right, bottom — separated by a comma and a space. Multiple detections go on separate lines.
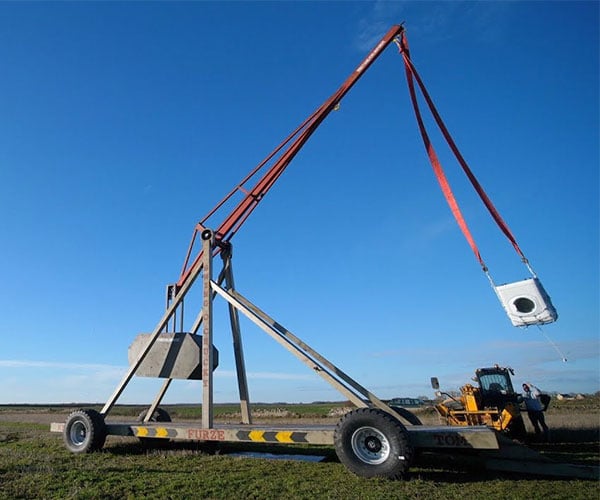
0, 2, 598, 405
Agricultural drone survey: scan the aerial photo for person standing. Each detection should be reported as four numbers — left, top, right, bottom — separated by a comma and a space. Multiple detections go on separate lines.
522, 382, 549, 441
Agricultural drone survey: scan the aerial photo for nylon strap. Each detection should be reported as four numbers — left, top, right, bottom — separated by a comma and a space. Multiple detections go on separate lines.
398, 33, 529, 270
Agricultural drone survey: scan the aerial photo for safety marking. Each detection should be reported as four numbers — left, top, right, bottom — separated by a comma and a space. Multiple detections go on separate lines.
235, 430, 308, 443
290, 432, 308, 443
275, 431, 293, 443
132, 426, 176, 439
135, 427, 149, 437
155, 427, 169, 438
249, 430, 266, 442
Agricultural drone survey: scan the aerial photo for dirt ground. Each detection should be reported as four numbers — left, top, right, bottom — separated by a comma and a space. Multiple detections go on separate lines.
0, 405, 596, 434
0, 410, 72, 425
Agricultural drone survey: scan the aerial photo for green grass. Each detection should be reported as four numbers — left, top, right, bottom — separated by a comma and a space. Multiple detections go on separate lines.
0, 402, 348, 420
1, 420, 599, 500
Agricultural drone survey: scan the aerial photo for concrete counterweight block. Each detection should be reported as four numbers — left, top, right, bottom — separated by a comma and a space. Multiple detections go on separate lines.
494, 277, 558, 327
128, 333, 219, 380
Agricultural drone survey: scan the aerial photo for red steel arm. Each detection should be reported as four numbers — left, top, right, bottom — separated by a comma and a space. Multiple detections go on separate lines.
178, 25, 405, 288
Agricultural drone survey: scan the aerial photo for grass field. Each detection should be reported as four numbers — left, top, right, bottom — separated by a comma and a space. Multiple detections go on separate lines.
1, 399, 598, 499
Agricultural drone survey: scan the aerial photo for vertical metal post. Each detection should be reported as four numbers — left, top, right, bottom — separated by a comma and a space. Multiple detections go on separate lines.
221, 245, 252, 424
180, 299, 184, 333
165, 287, 170, 332
201, 230, 214, 428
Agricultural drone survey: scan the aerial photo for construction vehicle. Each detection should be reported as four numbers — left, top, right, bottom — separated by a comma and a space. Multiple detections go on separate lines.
431, 365, 535, 439
50, 25, 595, 481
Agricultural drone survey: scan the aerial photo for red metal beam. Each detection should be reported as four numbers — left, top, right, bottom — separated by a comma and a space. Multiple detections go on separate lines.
178, 25, 405, 288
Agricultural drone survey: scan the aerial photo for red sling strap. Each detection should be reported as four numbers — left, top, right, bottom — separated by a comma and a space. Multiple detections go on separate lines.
397, 34, 531, 272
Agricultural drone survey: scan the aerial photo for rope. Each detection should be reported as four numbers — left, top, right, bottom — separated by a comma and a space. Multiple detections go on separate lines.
536, 325, 568, 362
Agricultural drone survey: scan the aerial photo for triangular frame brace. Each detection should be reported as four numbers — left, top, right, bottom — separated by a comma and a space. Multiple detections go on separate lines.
101, 228, 404, 426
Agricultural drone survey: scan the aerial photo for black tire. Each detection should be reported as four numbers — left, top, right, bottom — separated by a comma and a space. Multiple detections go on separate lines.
389, 406, 423, 426
137, 407, 172, 423
137, 408, 172, 446
63, 409, 106, 454
334, 408, 413, 480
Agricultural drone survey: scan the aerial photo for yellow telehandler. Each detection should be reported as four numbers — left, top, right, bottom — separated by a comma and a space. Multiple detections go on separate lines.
431, 365, 549, 439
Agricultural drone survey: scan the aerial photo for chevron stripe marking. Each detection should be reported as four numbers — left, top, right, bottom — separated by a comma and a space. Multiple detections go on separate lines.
136, 427, 149, 437
155, 427, 169, 438
275, 431, 294, 443
291, 432, 308, 443
248, 430, 266, 442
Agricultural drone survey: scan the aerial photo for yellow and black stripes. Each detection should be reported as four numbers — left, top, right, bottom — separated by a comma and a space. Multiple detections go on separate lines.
132, 426, 177, 439
126, 424, 330, 444
235, 430, 308, 443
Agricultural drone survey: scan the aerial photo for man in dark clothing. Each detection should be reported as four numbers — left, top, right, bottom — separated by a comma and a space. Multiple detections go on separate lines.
522, 382, 549, 441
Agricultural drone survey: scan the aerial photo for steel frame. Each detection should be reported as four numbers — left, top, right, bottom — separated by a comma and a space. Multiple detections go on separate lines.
52, 230, 600, 479
96, 23, 412, 429
54, 227, 503, 453
101, 228, 419, 426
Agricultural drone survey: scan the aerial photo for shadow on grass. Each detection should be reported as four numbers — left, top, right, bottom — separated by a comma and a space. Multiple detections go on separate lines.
541, 427, 599, 443
410, 449, 599, 482
99, 430, 599, 483
105, 439, 336, 460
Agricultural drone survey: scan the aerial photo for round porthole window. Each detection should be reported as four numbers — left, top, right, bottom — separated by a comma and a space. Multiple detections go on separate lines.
513, 297, 536, 314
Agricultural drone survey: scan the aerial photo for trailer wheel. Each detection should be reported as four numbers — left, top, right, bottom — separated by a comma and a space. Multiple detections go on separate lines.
334, 408, 413, 479
389, 406, 423, 426
63, 409, 106, 454
137, 407, 172, 423
137, 408, 172, 446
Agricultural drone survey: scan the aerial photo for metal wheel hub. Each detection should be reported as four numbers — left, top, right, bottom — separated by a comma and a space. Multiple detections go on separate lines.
70, 421, 87, 446
351, 426, 390, 465
365, 436, 382, 453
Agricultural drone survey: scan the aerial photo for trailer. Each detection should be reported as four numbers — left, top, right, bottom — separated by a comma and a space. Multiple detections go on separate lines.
50, 25, 596, 480
49, 230, 597, 480
52, 229, 506, 480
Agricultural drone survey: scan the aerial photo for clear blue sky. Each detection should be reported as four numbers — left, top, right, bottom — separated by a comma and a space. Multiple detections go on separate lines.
0, 2, 598, 404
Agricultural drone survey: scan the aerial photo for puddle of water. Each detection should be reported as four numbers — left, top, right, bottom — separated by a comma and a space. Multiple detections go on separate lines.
228, 451, 326, 462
